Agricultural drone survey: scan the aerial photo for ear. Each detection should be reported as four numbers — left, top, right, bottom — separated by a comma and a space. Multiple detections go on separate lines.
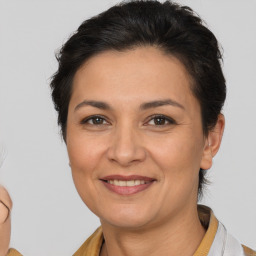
200, 114, 225, 170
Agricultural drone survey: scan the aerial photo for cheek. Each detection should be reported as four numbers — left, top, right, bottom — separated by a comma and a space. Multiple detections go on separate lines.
149, 130, 204, 194
148, 135, 203, 215
151, 132, 203, 171
66, 130, 107, 206
67, 131, 105, 175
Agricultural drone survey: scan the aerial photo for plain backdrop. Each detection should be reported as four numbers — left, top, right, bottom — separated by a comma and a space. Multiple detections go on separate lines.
0, 0, 255, 255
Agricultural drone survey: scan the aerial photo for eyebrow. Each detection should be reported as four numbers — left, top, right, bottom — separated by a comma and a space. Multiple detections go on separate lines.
140, 99, 185, 110
74, 100, 111, 111
74, 99, 185, 112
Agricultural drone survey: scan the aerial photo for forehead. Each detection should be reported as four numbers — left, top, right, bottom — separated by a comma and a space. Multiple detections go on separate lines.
71, 46, 197, 109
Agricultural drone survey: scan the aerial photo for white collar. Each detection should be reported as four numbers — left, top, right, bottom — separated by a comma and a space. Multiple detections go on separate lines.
208, 217, 245, 256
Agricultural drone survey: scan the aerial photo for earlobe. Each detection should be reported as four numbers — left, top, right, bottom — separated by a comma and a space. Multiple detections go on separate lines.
200, 114, 225, 170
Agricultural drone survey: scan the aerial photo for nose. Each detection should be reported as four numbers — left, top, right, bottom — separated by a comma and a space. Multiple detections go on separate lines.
106, 123, 146, 167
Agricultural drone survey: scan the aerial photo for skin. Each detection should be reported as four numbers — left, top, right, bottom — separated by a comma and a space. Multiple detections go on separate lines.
0, 185, 12, 256
66, 46, 225, 256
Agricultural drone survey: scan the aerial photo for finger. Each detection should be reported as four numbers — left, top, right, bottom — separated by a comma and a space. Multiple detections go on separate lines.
0, 186, 12, 255
0, 186, 12, 225
0, 186, 12, 211
0, 201, 9, 224
0, 210, 11, 256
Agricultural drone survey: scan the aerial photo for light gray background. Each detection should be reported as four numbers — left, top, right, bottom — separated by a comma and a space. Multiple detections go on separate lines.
0, 0, 255, 255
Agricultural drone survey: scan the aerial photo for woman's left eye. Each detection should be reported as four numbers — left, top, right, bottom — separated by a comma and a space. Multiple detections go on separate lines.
146, 115, 176, 126
80, 115, 109, 125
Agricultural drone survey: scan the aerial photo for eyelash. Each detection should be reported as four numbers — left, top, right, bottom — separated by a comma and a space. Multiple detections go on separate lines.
80, 114, 176, 127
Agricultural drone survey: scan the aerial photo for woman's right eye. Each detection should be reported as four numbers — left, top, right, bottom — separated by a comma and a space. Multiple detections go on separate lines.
80, 115, 109, 125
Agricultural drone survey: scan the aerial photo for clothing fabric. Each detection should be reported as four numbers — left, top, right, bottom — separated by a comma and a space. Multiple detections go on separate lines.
73, 205, 256, 256
6, 248, 22, 256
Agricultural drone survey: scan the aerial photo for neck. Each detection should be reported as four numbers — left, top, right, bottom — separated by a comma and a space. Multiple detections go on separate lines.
100, 205, 206, 256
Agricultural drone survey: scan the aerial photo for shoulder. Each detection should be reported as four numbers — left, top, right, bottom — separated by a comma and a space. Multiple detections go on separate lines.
242, 245, 256, 256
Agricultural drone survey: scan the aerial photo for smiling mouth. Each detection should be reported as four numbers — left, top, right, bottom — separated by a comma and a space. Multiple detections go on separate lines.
100, 175, 156, 195
104, 179, 151, 186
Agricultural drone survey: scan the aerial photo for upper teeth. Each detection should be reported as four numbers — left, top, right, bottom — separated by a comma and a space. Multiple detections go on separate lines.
107, 180, 150, 186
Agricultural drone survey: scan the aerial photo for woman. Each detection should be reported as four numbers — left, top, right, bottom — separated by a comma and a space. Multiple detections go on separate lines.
3, 0, 256, 255
49, 0, 255, 255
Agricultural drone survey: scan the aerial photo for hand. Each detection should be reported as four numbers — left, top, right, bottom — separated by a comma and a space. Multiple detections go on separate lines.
0, 185, 12, 256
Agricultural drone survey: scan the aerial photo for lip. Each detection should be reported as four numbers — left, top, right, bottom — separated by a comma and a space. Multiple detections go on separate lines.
100, 175, 156, 196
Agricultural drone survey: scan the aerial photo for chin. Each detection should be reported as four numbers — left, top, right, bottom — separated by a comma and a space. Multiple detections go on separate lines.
105, 216, 151, 230
99, 206, 155, 230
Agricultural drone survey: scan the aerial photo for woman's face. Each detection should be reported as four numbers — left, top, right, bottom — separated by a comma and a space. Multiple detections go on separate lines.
66, 46, 212, 229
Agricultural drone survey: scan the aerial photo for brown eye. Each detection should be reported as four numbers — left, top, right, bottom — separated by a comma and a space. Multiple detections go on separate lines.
153, 117, 166, 125
147, 115, 176, 126
81, 115, 108, 125
91, 117, 104, 125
